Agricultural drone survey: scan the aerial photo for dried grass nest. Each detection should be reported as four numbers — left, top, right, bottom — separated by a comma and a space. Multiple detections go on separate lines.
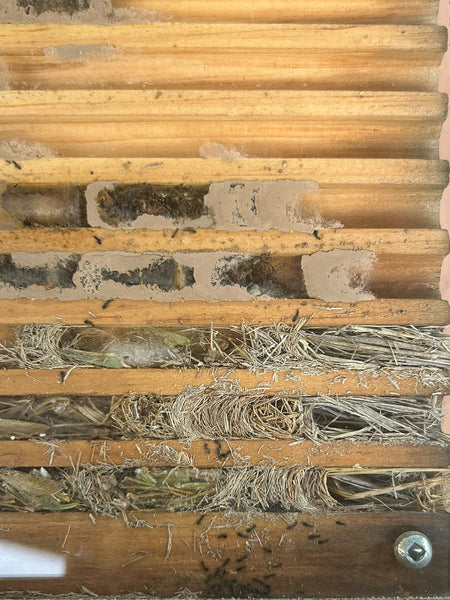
0, 380, 446, 444
0, 464, 447, 517
1, 323, 449, 383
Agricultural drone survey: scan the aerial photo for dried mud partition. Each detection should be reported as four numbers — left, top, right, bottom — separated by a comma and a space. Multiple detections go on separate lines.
1, 0, 167, 22
0, 249, 376, 301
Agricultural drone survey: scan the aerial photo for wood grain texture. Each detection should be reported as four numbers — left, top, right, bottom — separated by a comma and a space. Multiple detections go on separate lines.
0, 439, 447, 469
0, 24, 445, 91
1, 158, 446, 186
0, 228, 447, 256
1, 298, 448, 326
0, 90, 446, 120
1, 158, 445, 229
0, 299, 448, 327
1, 123, 440, 159
0, 91, 444, 159
0, 368, 446, 397
111, 0, 442, 25
2, 24, 444, 52
0, 511, 448, 597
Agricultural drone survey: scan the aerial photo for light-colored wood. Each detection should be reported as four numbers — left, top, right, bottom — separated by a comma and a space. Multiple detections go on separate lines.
3, 54, 442, 92
0, 512, 448, 597
1, 158, 445, 229
0, 158, 448, 228
0, 299, 447, 326
0, 228, 447, 256
2, 24, 444, 52
0, 439, 446, 469
368, 254, 442, 298
0, 158, 446, 187
111, 0, 441, 25
0, 90, 446, 120
0, 124, 440, 160
0, 368, 445, 397
0, 23, 445, 92
0, 92, 443, 159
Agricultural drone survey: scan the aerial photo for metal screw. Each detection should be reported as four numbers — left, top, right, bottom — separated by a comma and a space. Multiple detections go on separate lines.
394, 531, 433, 569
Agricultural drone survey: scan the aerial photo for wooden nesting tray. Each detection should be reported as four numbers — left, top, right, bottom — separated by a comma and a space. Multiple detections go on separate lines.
0, 0, 449, 598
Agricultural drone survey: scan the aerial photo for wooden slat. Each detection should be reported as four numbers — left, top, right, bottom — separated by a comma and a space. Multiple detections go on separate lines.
0, 92, 443, 159
0, 158, 446, 187
111, 0, 441, 25
0, 512, 448, 597
0, 23, 445, 92
0, 368, 446, 397
3, 55, 442, 93
0, 440, 446, 469
1, 158, 445, 230
0, 229, 447, 256
369, 254, 442, 299
0, 299, 447, 327
0, 123, 440, 160
2, 24, 444, 52
0, 90, 446, 120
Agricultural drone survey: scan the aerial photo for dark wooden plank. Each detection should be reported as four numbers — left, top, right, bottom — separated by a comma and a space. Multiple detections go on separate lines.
0, 512, 447, 597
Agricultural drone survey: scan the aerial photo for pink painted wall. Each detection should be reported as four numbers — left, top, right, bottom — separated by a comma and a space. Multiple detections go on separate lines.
438, 0, 450, 434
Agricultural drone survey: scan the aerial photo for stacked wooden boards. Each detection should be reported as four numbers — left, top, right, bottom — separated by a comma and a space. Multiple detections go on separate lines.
0, 0, 449, 597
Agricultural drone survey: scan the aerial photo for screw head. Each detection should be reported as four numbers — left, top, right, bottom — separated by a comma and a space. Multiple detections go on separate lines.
394, 531, 433, 569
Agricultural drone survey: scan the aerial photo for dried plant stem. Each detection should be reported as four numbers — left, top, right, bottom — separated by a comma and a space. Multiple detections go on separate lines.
0, 465, 448, 516
0, 381, 446, 444
1, 324, 449, 382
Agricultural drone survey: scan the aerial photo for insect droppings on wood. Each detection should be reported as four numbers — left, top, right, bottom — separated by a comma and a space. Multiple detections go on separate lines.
263, 547, 272, 553
292, 309, 300, 324
196, 514, 206, 525
59, 370, 67, 383
252, 578, 271, 595
318, 539, 329, 545
84, 319, 95, 327
102, 299, 114, 309
171, 229, 179, 239
286, 520, 298, 530
93, 235, 102, 245
236, 554, 248, 563
214, 440, 231, 460
308, 533, 320, 540
237, 531, 250, 539
336, 520, 346, 526
203, 443, 211, 455
302, 521, 314, 528
217, 533, 227, 539
313, 230, 321, 240
246, 524, 256, 533
200, 560, 209, 572
6, 160, 22, 170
